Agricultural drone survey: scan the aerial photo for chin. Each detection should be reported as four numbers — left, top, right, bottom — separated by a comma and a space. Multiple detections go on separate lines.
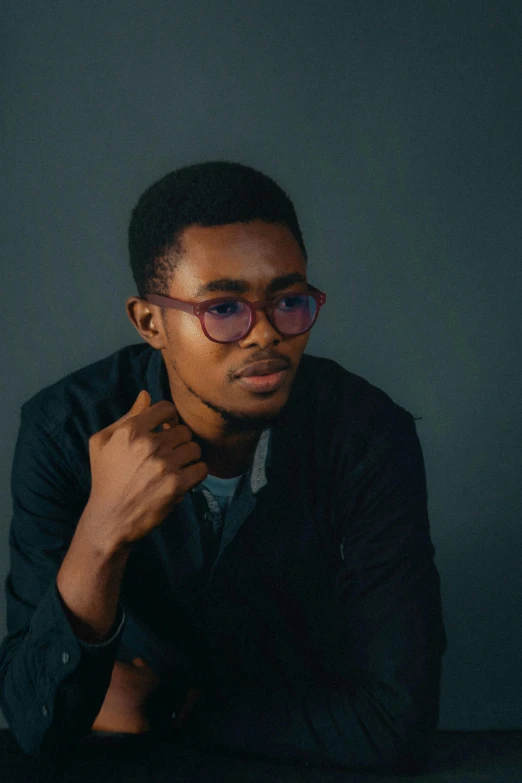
192, 378, 290, 431
217, 396, 287, 432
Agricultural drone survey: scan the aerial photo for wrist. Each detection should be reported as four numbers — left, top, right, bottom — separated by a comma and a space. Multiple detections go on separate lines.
77, 501, 134, 560
56, 510, 132, 644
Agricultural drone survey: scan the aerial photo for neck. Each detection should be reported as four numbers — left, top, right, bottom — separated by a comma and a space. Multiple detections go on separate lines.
164, 367, 269, 476
196, 433, 260, 479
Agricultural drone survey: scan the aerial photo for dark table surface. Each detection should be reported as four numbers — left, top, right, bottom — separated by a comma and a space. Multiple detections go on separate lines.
1, 729, 521, 783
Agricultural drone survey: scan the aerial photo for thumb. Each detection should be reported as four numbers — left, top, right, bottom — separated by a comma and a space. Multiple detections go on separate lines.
108, 390, 151, 431
131, 657, 159, 681
132, 657, 151, 669
133, 389, 150, 407
93, 390, 152, 448
124, 389, 151, 418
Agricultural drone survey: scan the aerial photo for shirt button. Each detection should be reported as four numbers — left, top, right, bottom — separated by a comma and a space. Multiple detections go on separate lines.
42, 705, 48, 717
61, 651, 70, 664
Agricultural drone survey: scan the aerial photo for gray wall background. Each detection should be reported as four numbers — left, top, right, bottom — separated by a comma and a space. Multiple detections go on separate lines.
1, 0, 521, 731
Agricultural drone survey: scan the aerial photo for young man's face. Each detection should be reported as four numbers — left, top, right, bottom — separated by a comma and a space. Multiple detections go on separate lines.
141, 220, 311, 434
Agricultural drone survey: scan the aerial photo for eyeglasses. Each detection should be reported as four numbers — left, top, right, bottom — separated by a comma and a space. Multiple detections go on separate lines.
144, 284, 326, 344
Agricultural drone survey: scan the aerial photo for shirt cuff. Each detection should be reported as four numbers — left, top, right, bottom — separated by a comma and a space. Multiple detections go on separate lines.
52, 580, 126, 650
76, 605, 126, 649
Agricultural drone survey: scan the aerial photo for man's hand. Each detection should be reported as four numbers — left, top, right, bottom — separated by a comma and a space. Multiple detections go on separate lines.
57, 392, 209, 647
92, 657, 159, 734
91, 656, 203, 735
85, 390, 209, 552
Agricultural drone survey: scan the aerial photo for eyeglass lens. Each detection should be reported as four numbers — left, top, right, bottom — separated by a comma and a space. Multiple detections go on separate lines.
203, 293, 318, 342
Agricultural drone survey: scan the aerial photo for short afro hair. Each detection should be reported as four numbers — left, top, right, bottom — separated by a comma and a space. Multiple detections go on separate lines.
128, 160, 307, 299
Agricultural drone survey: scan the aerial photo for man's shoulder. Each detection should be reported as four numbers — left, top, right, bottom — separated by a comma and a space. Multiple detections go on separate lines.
299, 353, 403, 413
20, 342, 154, 434
297, 353, 417, 442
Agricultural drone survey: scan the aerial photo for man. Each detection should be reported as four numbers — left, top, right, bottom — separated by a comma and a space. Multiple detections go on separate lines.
0, 161, 446, 771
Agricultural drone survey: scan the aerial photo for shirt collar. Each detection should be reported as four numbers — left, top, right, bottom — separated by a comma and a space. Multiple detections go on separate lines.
145, 347, 272, 495
146, 347, 172, 407
250, 427, 271, 493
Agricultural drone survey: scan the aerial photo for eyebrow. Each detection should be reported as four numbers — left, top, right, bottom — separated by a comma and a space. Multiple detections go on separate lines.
194, 273, 308, 298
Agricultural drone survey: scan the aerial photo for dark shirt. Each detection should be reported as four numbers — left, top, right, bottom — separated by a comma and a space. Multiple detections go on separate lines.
0, 343, 447, 771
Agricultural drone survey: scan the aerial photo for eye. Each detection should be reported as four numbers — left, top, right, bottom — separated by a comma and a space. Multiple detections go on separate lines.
276, 294, 307, 309
207, 301, 241, 317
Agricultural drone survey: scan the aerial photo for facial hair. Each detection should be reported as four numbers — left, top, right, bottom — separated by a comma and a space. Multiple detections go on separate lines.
168, 356, 285, 434
185, 381, 285, 433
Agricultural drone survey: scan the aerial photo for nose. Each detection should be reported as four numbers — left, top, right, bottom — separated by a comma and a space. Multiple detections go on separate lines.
238, 305, 281, 347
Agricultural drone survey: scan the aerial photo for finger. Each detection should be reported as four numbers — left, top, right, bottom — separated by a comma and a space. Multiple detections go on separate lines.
175, 439, 202, 468
153, 440, 202, 476
122, 390, 151, 419
133, 400, 181, 433
160, 404, 180, 430
154, 425, 194, 453
178, 460, 209, 490
131, 657, 159, 682
161, 416, 179, 431
110, 391, 180, 434
93, 390, 151, 445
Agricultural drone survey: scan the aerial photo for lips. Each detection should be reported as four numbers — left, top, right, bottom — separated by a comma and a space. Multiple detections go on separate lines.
236, 359, 290, 378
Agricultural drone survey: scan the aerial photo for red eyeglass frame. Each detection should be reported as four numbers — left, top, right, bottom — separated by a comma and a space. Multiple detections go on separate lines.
144, 284, 327, 344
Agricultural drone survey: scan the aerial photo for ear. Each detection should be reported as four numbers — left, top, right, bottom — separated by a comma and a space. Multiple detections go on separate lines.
125, 297, 166, 348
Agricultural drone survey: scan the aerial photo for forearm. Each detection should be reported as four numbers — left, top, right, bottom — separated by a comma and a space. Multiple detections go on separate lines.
187, 672, 440, 773
55, 504, 131, 643
1, 507, 130, 755
0, 580, 125, 757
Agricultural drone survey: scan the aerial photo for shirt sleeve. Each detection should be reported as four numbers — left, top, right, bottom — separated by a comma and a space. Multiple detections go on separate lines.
185, 405, 447, 774
0, 409, 126, 757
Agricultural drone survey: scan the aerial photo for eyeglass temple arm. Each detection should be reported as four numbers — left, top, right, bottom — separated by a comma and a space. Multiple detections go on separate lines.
144, 294, 195, 314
